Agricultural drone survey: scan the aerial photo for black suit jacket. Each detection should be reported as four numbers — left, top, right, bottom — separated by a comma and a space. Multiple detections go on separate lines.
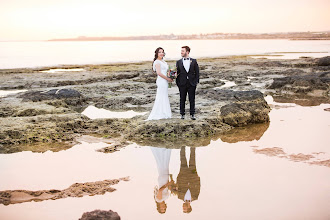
177, 167, 201, 202
176, 58, 200, 87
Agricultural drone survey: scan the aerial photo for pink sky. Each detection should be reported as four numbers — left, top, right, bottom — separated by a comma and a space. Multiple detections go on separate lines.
0, 0, 329, 41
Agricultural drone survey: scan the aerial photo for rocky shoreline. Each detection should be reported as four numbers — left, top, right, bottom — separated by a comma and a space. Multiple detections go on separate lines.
0, 55, 329, 152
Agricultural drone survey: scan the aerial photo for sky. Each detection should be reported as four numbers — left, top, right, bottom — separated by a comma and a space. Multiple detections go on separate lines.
0, 0, 329, 41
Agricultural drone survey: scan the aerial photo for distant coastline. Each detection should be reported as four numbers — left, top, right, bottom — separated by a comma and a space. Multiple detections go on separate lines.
48, 31, 330, 41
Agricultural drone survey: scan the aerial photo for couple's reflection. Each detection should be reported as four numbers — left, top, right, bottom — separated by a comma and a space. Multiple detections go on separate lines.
150, 146, 200, 214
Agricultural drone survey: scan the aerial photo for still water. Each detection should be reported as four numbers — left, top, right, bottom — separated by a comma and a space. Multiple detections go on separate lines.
0, 96, 329, 220
0, 40, 329, 69
0, 90, 28, 97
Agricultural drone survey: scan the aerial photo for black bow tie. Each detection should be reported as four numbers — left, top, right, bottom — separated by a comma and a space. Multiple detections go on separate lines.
183, 58, 190, 60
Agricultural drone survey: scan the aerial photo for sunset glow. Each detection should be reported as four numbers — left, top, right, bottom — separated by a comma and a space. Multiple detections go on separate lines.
1, 0, 330, 41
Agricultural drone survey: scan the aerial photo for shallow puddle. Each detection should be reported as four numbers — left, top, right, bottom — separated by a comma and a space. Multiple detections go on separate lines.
39, 68, 85, 73
0, 96, 329, 220
214, 80, 237, 89
0, 89, 28, 97
251, 52, 329, 59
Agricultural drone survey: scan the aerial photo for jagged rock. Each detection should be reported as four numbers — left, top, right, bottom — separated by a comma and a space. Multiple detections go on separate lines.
125, 118, 233, 148
127, 90, 270, 141
0, 113, 90, 149
19, 89, 82, 102
200, 78, 225, 86
267, 73, 330, 93
79, 210, 120, 220
0, 106, 13, 117
128, 119, 224, 138
316, 56, 330, 66
232, 90, 266, 102
215, 90, 271, 127
198, 89, 266, 102
220, 102, 270, 127
4, 55, 318, 151
14, 108, 47, 117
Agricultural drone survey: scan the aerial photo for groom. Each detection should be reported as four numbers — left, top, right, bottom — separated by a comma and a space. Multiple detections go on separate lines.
176, 46, 200, 120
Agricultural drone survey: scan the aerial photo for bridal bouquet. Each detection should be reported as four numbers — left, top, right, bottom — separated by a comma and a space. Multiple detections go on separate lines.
168, 66, 177, 88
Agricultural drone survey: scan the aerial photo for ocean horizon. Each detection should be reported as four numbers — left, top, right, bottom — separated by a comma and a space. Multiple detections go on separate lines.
0, 39, 329, 69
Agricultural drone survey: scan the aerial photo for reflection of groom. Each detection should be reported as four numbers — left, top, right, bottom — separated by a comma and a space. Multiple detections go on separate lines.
177, 146, 201, 213
176, 46, 200, 120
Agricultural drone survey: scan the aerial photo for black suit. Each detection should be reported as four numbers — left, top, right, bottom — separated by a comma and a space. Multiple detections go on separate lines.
176, 58, 199, 116
177, 147, 200, 202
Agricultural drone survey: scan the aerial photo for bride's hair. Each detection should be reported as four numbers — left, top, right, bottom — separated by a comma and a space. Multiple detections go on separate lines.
154, 47, 165, 61
152, 47, 165, 71
155, 200, 167, 214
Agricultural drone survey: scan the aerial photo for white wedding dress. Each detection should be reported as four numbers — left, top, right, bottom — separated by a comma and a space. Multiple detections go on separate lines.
150, 147, 172, 203
146, 59, 172, 120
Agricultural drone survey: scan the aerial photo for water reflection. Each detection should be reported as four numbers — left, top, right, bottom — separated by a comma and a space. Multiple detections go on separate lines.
137, 136, 214, 149
139, 122, 270, 150
219, 122, 270, 143
269, 93, 330, 107
148, 122, 271, 215
150, 147, 172, 214
151, 146, 201, 214
176, 147, 200, 214
0, 97, 329, 219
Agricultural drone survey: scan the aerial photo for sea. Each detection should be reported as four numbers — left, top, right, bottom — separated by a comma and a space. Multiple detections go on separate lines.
0, 39, 329, 69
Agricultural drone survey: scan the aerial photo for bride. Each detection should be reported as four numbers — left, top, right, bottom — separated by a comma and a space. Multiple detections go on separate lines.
147, 47, 173, 120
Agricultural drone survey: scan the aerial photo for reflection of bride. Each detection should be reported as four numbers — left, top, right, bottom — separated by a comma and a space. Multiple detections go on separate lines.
150, 147, 173, 214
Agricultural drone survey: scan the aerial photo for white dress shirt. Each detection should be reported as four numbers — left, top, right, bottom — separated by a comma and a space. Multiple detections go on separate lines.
182, 57, 191, 79
184, 189, 192, 202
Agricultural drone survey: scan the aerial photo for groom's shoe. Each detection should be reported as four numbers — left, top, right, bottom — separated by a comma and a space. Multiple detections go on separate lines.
191, 115, 196, 120
181, 115, 185, 120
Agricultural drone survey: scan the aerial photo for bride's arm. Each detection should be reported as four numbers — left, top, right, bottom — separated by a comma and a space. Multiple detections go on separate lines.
155, 63, 173, 82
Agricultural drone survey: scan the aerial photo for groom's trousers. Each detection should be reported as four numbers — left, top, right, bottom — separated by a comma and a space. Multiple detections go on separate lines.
178, 80, 196, 116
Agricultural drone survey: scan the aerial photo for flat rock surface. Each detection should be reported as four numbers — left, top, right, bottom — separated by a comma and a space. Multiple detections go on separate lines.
0, 55, 329, 152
